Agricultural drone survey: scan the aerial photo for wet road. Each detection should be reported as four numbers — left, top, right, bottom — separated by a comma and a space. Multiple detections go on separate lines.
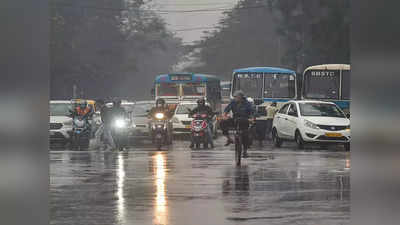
50, 138, 350, 225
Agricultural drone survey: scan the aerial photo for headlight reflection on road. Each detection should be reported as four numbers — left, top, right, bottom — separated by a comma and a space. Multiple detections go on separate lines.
117, 154, 125, 222
154, 153, 168, 225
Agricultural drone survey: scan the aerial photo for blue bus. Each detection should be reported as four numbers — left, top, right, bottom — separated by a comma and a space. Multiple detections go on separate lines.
231, 67, 298, 105
302, 64, 350, 114
154, 73, 221, 112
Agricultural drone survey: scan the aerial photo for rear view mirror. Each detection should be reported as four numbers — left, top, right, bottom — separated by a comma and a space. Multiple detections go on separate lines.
288, 111, 297, 117
346, 113, 350, 118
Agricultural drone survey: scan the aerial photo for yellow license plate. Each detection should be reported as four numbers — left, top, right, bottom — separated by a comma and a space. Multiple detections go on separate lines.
325, 133, 342, 137
185, 125, 191, 129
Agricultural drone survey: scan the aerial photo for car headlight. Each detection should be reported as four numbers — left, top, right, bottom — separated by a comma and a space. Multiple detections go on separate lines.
171, 116, 179, 123
115, 119, 127, 128
304, 120, 319, 129
155, 113, 164, 119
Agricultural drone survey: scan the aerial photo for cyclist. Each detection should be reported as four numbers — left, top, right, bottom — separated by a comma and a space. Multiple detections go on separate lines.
220, 90, 254, 157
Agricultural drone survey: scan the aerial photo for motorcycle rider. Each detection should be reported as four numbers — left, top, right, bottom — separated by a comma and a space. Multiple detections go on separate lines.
70, 100, 93, 119
189, 98, 215, 149
148, 98, 173, 144
220, 90, 254, 157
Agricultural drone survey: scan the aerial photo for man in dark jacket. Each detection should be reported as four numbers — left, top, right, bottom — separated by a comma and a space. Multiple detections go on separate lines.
220, 90, 254, 157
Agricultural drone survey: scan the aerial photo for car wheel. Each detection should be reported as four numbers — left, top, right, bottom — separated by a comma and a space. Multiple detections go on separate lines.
295, 131, 304, 150
344, 142, 350, 151
272, 128, 282, 148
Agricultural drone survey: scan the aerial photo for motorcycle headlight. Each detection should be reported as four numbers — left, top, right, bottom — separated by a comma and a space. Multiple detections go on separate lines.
304, 120, 319, 129
171, 116, 179, 123
155, 113, 164, 119
115, 119, 127, 128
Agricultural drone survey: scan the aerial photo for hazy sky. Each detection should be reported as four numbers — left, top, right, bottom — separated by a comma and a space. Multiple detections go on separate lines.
152, 0, 241, 44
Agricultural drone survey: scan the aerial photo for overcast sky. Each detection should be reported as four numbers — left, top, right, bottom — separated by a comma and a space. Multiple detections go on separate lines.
152, 0, 241, 44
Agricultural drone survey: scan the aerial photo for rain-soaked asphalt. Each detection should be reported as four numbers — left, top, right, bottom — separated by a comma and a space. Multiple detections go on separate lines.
50, 137, 350, 225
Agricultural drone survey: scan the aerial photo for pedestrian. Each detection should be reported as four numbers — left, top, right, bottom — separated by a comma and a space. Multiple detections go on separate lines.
265, 102, 278, 140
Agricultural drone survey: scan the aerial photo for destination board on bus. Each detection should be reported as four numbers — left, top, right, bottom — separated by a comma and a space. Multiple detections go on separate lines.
169, 74, 192, 81
236, 73, 263, 79
309, 70, 339, 78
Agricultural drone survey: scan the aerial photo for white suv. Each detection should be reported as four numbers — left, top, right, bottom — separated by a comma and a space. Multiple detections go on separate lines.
49, 100, 73, 146
272, 100, 350, 150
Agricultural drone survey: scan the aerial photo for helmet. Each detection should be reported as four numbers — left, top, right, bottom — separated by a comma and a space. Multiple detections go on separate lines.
156, 98, 166, 107
247, 97, 254, 104
233, 90, 245, 98
197, 98, 205, 106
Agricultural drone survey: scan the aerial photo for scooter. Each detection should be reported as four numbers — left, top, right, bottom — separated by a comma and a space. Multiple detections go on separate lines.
111, 117, 130, 151
150, 112, 170, 150
190, 113, 212, 149
71, 115, 91, 150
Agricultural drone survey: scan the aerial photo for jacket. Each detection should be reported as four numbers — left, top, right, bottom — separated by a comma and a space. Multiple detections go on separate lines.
224, 98, 254, 119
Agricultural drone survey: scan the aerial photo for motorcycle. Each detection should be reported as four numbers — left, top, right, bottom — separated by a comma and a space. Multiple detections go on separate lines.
190, 113, 212, 149
150, 112, 170, 150
111, 117, 130, 151
71, 115, 91, 150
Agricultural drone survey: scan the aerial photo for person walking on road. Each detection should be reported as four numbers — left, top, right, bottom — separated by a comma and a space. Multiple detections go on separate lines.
265, 102, 278, 140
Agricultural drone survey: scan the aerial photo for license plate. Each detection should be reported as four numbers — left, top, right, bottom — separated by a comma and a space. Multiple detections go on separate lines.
194, 133, 200, 136
185, 125, 191, 129
325, 132, 342, 137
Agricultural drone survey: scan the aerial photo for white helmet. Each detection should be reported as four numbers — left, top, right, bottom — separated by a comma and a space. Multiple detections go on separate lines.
247, 97, 254, 104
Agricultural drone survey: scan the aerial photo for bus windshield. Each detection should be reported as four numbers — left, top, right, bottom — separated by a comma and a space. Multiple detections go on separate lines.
264, 74, 296, 98
341, 70, 350, 100
182, 83, 205, 96
303, 70, 340, 99
157, 83, 179, 96
233, 73, 263, 98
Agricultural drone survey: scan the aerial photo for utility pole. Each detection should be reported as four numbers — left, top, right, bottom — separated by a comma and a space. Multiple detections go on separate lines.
72, 84, 77, 99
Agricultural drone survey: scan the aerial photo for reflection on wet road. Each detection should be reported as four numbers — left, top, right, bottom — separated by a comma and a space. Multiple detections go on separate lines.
50, 138, 350, 225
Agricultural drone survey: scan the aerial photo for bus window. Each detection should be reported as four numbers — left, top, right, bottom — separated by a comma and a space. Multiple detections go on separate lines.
341, 70, 350, 100
157, 83, 179, 96
303, 70, 340, 99
182, 83, 205, 96
264, 74, 295, 98
233, 73, 263, 98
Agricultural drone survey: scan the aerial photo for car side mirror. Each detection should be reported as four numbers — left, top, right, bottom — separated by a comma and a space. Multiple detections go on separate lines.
346, 113, 350, 118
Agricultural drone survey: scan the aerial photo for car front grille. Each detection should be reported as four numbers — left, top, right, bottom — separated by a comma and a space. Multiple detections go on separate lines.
317, 125, 347, 131
181, 121, 191, 125
317, 136, 348, 141
50, 123, 63, 130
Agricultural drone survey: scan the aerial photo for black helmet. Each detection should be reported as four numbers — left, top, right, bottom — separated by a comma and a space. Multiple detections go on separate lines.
156, 98, 165, 106
197, 98, 205, 106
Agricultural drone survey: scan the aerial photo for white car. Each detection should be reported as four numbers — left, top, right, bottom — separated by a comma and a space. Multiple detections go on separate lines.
272, 100, 350, 150
171, 102, 198, 134
49, 100, 73, 146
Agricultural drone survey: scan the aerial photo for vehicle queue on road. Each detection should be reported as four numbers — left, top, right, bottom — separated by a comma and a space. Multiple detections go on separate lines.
49, 64, 351, 153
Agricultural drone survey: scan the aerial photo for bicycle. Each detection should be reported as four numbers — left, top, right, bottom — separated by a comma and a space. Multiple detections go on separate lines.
233, 117, 249, 166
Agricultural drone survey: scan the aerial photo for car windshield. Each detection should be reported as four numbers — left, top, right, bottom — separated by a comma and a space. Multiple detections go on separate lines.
176, 104, 197, 114
132, 103, 153, 117
157, 83, 179, 96
299, 103, 345, 117
49, 103, 71, 116
182, 83, 205, 96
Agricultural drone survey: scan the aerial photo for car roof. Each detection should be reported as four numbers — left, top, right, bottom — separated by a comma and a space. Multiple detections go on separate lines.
287, 100, 336, 105
178, 101, 197, 105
